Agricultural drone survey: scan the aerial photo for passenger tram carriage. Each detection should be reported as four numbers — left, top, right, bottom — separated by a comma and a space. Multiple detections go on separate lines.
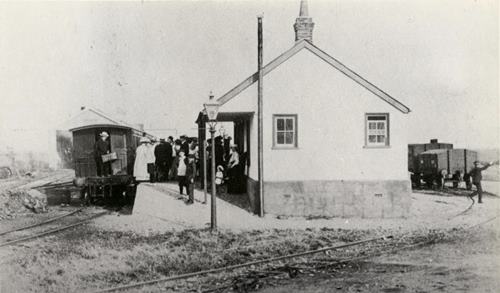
68, 107, 154, 202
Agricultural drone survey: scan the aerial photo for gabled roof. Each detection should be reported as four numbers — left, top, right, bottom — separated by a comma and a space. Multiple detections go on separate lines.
217, 39, 411, 114
66, 107, 142, 132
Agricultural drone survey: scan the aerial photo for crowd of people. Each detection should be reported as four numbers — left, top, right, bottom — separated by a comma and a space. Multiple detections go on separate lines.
205, 135, 246, 194
132, 135, 196, 204
131, 133, 246, 204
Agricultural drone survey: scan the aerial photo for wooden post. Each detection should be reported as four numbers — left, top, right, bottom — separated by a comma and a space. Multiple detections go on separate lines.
257, 15, 264, 217
203, 140, 207, 204
210, 127, 217, 230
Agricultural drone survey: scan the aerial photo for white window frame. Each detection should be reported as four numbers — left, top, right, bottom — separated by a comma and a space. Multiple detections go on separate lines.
365, 113, 390, 147
273, 114, 298, 148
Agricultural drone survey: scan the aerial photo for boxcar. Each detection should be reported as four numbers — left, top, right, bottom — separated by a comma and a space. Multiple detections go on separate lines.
408, 139, 453, 173
417, 148, 477, 188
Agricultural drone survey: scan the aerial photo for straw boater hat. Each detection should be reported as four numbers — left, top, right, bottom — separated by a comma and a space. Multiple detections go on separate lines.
99, 131, 109, 138
139, 137, 150, 144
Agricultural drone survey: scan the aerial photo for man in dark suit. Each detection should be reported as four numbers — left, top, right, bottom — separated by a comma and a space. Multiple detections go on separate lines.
154, 138, 173, 182
94, 131, 111, 176
180, 135, 190, 156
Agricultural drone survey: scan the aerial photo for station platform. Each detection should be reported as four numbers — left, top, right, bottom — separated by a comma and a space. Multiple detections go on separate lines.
132, 182, 262, 230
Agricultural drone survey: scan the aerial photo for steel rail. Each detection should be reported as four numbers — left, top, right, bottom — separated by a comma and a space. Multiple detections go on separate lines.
93, 235, 390, 293
97, 214, 500, 293
201, 215, 500, 293
448, 194, 475, 219
0, 211, 108, 248
93, 209, 500, 293
0, 208, 84, 236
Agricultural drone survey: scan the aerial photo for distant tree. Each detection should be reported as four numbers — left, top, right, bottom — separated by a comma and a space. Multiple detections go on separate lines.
56, 130, 73, 169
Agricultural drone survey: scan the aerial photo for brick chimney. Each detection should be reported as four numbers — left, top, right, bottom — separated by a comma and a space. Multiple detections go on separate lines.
293, 0, 314, 42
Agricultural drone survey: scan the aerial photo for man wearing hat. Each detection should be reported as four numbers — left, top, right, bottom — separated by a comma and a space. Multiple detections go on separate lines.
180, 135, 190, 157
94, 131, 111, 176
154, 138, 173, 182
469, 160, 498, 203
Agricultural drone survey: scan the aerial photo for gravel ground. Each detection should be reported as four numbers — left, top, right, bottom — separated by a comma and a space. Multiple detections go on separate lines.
91, 181, 500, 235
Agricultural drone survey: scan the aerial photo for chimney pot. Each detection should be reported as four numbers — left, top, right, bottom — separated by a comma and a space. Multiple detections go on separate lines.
294, 0, 314, 42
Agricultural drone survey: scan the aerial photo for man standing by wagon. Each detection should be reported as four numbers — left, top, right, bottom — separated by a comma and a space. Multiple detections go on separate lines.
469, 160, 498, 203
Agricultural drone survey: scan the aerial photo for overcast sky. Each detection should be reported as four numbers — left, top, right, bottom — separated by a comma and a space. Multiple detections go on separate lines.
0, 0, 498, 155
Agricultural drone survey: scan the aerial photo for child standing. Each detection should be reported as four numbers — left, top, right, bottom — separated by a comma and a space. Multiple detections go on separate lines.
176, 151, 187, 194
185, 154, 196, 204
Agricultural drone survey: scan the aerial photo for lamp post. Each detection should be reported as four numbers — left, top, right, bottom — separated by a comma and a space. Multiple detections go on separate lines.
203, 92, 220, 230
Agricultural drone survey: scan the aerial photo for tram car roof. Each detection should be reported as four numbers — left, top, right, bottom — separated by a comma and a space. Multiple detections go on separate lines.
66, 107, 154, 138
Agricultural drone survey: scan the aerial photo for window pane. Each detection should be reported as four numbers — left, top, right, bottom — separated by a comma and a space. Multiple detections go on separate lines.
277, 132, 284, 144
377, 135, 385, 143
377, 122, 385, 130
285, 118, 294, 131
369, 122, 376, 130
367, 115, 386, 121
285, 132, 294, 144
277, 118, 284, 131
368, 135, 376, 143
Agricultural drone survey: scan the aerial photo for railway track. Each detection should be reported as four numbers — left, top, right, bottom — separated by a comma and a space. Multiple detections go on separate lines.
93, 213, 499, 293
0, 208, 108, 248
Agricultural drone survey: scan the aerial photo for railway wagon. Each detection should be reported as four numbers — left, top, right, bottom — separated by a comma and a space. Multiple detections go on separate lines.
417, 148, 477, 188
408, 139, 453, 173
68, 107, 154, 200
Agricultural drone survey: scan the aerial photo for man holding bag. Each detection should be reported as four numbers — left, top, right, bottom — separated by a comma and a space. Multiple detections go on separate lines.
94, 131, 111, 177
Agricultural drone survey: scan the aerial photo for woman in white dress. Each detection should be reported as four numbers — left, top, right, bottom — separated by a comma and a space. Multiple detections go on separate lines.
133, 137, 152, 181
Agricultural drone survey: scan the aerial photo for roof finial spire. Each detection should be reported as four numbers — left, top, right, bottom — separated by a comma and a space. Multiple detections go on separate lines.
299, 0, 309, 17
294, 0, 314, 42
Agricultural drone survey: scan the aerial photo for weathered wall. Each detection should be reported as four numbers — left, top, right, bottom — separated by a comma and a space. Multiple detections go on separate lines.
263, 179, 411, 218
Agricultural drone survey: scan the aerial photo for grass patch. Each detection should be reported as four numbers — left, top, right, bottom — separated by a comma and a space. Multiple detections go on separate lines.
4, 225, 498, 293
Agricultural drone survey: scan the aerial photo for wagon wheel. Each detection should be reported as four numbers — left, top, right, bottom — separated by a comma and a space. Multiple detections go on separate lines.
79, 186, 91, 206
451, 171, 461, 189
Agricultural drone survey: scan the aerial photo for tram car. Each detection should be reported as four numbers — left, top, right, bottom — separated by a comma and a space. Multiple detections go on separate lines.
415, 148, 477, 188
67, 107, 155, 201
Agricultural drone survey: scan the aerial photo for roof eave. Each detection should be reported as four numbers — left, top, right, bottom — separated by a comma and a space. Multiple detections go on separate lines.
214, 39, 411, 114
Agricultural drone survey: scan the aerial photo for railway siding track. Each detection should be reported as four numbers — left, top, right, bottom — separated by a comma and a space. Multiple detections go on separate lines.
92, 211, 499, 293
0, 209, 108, 248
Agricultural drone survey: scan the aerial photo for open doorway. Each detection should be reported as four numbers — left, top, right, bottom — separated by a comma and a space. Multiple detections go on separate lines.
196, 111, 254, 212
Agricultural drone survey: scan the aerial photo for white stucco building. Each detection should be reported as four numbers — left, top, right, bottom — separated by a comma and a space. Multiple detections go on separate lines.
197, 0, 412, 218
